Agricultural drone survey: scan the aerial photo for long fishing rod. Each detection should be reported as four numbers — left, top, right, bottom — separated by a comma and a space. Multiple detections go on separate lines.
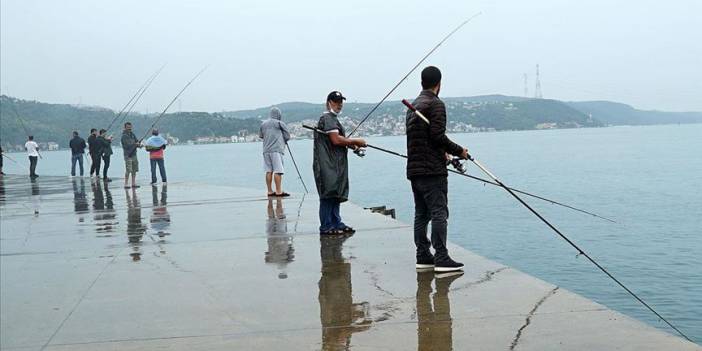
347, 12, 481, 137
11, 104, 31, 137
402, 100, 690, 341
107, 64, 166, 134
303, 124, 614, 222
1, 152, 25, 168
139, 65, 208, 142
286, 143, 309, 193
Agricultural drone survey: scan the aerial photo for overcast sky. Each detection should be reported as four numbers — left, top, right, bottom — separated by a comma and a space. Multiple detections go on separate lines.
1, 0, 700, 112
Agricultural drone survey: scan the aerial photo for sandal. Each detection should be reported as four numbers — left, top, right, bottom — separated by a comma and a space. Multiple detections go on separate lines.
267, 192, 275, 197
274, 192, 291, 197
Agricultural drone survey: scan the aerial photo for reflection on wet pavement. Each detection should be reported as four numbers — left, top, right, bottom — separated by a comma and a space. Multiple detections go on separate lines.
319, 234, 372, 350
416, 271, 461, 351
92, 180, 117, 234
265, 198, 294, 279
125, 187, 146, 261
150, 185, 171, 239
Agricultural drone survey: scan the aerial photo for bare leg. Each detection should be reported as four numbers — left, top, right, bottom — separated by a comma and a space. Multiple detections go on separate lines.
274, 173, 283, 194
124, 173, 129, 187
131, 174, 137, 187
265, 172, 273, 194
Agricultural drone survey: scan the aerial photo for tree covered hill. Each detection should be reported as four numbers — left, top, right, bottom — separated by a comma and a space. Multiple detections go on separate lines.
2, 94, 699, 150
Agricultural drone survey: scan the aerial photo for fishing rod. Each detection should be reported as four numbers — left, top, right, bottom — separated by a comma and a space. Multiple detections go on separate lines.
1, 152, 25, 167
347, 12, 481, 137
286, 143, 309, 193
139, 65, 208, 142
303, 124, 614, 222
106, 64, 166, 133
11, 103, 31, 137
402, 99, 690, 341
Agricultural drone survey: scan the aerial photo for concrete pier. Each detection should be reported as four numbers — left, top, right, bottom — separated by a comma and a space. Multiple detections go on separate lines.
0, 175, 699, 350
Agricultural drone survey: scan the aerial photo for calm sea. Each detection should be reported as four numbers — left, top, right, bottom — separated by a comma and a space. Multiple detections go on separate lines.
4, 124, 701, 342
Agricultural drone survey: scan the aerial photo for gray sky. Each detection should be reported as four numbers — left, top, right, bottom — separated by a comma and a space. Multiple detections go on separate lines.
2, 0, 701, 112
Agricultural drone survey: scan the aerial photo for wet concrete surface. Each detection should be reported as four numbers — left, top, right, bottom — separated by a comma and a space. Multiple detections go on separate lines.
0, 175, 699, 350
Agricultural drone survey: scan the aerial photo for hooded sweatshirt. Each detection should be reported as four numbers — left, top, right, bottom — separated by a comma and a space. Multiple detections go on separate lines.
259, 107, 291, 154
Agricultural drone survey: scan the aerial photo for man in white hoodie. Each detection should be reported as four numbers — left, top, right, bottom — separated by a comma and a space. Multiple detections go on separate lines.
259, 107, 291, 197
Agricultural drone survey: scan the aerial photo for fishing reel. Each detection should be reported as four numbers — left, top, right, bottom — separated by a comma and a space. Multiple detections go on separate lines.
447, 157, 466, 173
353, 147, 366, 158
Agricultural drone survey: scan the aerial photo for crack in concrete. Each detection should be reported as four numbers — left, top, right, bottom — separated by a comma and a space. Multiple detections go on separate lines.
509, 286, 559, 351
450, 267, 509, 292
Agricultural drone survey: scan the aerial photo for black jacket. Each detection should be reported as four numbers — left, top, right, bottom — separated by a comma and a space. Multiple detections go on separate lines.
69, 136, 86, 155
406, 90, 463, 179
87, 134, 101, 155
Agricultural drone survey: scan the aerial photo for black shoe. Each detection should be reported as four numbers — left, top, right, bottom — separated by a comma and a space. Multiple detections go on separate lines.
416, 255, 435, 269
340, 226, 355, 234
434, 258, 464, 273
103, 177, 112, 182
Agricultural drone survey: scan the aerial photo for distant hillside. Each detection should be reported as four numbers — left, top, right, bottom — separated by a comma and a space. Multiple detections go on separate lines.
222, 95, 601, 130
0, 96, 260, 149
2, 94, 699, 150
566, 101, 702, 125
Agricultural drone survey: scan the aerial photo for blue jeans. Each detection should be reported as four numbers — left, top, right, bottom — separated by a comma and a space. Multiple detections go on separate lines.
319, 198, 346, 232
150, 158, 167, 183
71, 154, 84, 176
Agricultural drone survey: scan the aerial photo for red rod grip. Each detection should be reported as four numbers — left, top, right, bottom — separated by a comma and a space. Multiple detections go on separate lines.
401, 99, 416, 111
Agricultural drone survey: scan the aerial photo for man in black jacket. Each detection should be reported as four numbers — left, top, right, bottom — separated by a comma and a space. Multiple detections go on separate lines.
406, 66, 469, 273
87, 128, 102, 177
69, 131, 86, 176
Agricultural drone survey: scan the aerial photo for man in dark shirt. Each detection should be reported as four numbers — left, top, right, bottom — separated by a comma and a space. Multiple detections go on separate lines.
87, 128, 102, 177
406, 66, 469, 273
313, 91, 366, 235
69, 131, 87, 176
98, 129, 113, 182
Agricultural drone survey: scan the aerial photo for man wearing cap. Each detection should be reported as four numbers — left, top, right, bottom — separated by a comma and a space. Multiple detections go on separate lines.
406, 66, 469, 273
313, 91, 367, 235
259, 107, 291, 197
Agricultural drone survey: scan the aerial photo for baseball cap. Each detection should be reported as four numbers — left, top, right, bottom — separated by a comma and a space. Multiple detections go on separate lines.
326, 91, 346, 103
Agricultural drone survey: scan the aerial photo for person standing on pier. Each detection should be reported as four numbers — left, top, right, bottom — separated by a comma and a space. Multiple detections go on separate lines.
87, 128, 102, 177
25, 135, 40, 178
406, 66, 469, 273
97, 129, 113, 182
145, 129, 168, 185
312, 91, 366, 235
121, 122, 141, 188
1, 146, 5, 175
69, 131, 87, 177
259, 107, 291, 197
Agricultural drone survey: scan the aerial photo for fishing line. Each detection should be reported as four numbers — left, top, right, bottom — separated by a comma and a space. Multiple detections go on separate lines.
347, 13, 482, 137
303, 124, 614, 222
139, 65, 209, 142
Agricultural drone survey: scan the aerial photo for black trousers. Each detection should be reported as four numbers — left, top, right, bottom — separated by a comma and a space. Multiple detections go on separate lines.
28, 156, 38, 176
102, 155, 111, 178
89, 152, 101, 175
411, 176, 450, 262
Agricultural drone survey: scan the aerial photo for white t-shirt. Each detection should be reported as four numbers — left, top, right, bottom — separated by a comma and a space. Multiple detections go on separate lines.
25, 141, 39, 157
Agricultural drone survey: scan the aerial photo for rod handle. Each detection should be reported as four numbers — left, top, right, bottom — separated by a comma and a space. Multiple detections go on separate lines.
402, 99, 416, 111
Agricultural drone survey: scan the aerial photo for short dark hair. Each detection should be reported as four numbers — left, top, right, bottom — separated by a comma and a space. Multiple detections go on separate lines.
90, 128, 97, 133
124, 122, 132, 127
99, 129, 106, 135
73, 131, 78, 136
28, 135, 34, 140
421, 66, 442, 89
